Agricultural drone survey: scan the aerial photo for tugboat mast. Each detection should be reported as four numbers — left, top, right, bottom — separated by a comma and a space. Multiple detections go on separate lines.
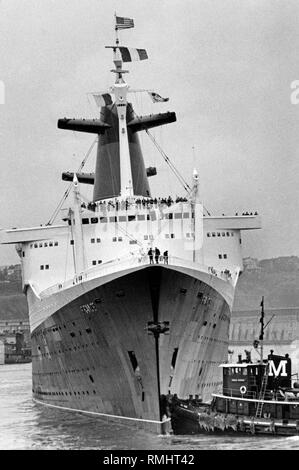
259, 296, 265, 364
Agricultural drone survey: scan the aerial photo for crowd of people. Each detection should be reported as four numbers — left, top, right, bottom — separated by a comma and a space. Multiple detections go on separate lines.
235, 211, 258, 216
147, 247, 168, 264
83, 196, 189, 213
208, 266, 232, 279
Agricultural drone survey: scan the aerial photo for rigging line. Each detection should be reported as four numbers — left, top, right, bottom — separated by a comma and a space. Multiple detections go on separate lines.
115, 221, 143, 247
145, 129, 191, 193
132, 110, 212, 216
46, 137, 98, 226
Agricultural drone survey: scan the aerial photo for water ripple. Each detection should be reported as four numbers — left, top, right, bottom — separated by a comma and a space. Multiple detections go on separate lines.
0, 363, 297, 450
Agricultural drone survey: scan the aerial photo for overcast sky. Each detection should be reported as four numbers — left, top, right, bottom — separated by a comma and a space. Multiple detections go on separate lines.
0, 0, 299, 265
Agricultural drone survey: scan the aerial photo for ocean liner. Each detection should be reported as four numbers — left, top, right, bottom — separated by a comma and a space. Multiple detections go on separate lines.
0, 16, 261, 433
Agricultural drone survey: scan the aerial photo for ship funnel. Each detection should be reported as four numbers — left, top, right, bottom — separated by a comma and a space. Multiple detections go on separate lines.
58, 103, 176, 201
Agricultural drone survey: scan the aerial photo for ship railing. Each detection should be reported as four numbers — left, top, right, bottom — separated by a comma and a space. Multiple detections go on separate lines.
169, 256, 239, 286
221, 387, 257, 399
219, 388, 299, 402
39, 255, 141, 298
39, 253, 237, 298
90, 198, 190, 214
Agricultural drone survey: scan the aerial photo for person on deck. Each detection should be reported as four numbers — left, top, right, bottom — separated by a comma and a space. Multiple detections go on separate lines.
163, 250, 168, 264
148, 248, 154, 264
155, 247, 160, 264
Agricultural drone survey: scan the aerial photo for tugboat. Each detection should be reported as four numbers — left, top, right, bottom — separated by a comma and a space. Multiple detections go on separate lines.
171, 298, 299, 436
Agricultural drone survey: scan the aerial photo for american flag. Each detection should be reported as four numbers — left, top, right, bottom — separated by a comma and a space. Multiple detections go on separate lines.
115, 16, 134, 30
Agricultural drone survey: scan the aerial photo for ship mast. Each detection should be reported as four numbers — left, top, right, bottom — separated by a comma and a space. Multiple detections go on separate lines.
109, 15, 133, 198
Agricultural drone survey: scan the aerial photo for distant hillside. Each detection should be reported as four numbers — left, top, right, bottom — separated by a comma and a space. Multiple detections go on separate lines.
233, 256, 299, 311
0, 258, 299, 320
0, 264, 27, 320
0, 294, 28, 320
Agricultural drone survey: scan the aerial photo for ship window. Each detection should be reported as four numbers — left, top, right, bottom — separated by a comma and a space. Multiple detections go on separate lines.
165, 213, 173, 220
91, 238, 95, 243
45, 265, 49, 270
217, 232, 221, 237
70, 240, 74, 245
170, 234, 175, 238
186, 233, 190, 238
109, 216, 117, 222
203, 321, 207, 326
91, 217, 98, 224
118, 237, 123, 242
92, 260, 96, 265
89, 374, 94, 383
137, 215, 145, 221
218, 254, 222, 259
119, 216, 126, 222
68, 220, 71, 225
96, 238, 101, 243
129, 240, 137, 244
128, 351, 138, 372
112, 237, 117, 242
54, 241, 58, 246
222, 232, 225, 236
40, 265, 44, 270
174, 213, 182, 219
44, 242, 48, 247
231, 232, 234, 237
100, 217, 107, 223
226, 232, 230, 236
223, 254, 227, 259
128, 215, 136, 222
183, 213, 189, 219
30, 244, 33, 248
22, 251, 25, 257
82, 218, 89, 224
212, 232, 216, 237
149, 235, 154, 240
49, 242, 53, 247
207, 233, 210, 237
171, 348, 179, 369
144, 235, 148, 240
147, 214, 150, 220
98, 260, 102, 264
165, 234, 169, 238
116, 290, 125, 297
39, 243, 42, 247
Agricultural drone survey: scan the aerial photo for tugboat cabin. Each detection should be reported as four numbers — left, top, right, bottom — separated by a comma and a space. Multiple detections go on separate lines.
213, 351, 299, 421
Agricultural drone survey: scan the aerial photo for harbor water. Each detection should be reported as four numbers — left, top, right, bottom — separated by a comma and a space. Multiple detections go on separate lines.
0, 363, 298, 450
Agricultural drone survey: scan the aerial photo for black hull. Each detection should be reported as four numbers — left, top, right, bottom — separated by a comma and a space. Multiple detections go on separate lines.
171, 403, 299, 437
31, 266, 230, 432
